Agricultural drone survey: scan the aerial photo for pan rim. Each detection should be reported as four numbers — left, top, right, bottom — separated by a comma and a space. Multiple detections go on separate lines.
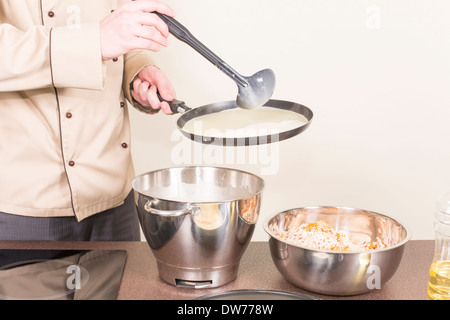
176, 99, 314, 146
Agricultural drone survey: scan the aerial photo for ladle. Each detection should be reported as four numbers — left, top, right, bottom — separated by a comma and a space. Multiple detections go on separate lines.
155, 12, 276, 110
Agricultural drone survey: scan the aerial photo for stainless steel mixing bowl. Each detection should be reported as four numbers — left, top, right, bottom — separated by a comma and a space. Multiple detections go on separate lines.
264, 206, 410, 296
132, 166, 264, 289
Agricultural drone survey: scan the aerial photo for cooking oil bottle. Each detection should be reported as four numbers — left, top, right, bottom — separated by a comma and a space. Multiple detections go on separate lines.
427, 190, 450, 300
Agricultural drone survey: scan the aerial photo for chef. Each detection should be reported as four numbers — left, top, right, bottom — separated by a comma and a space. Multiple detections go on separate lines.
0, 0, 176, 241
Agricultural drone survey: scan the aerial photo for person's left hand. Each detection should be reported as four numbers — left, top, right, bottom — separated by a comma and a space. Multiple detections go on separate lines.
131, 65, 176, 114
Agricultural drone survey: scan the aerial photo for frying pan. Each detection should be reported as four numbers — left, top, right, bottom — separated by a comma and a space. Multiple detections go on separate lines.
155, 97, 314, 146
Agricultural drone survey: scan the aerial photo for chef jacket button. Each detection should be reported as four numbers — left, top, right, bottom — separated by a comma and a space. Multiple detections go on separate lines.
48, 11, 55, 18
66, 112, 73, 119
68, 161, 75, 167
120, 102, 125, 108
121, 143, 128, 149
113, 57, 119, 62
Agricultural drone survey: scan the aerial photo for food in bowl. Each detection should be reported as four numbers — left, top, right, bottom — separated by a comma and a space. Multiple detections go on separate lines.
269, 220, 387, 252
264, 206, 410, 295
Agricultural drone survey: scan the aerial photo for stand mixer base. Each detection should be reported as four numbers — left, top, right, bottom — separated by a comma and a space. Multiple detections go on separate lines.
156, 260, 241, 289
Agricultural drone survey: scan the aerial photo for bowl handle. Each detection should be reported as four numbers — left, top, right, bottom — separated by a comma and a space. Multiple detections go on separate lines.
144, 200, 199, 217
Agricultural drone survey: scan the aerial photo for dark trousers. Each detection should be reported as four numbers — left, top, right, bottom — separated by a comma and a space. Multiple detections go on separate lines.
0, 192, 141, 241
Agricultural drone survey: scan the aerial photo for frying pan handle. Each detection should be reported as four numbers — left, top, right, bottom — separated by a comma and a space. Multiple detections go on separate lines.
157, 92, 190, 114
129, 76, 189, 114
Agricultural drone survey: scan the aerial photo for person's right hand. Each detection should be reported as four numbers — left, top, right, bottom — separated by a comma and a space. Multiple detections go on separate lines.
100, 0, 175, 61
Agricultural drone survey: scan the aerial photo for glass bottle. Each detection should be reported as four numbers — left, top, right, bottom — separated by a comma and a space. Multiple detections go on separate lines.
427, 190, 450, 300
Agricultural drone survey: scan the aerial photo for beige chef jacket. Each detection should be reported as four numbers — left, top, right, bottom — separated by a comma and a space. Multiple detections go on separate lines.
0, 0, 157, 221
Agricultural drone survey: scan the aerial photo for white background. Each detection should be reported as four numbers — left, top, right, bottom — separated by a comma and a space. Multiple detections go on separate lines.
129, 0, 450, 241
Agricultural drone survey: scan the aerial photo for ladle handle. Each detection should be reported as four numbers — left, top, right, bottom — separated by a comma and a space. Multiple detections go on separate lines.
155, 12, 248, 87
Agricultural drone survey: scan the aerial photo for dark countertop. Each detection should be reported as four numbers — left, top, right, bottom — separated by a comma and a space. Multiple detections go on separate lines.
0, 240, 433, 300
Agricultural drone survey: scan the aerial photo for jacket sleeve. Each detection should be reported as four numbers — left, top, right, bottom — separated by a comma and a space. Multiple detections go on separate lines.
122, 50, 158, 113
0, 22, 104, 92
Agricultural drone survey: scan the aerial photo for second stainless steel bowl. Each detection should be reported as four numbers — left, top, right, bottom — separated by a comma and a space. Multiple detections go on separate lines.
264, 206, 410, 296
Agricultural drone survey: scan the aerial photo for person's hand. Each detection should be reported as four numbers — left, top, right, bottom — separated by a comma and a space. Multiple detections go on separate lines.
131, 65, 176, 114
100, 0, 175, 61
